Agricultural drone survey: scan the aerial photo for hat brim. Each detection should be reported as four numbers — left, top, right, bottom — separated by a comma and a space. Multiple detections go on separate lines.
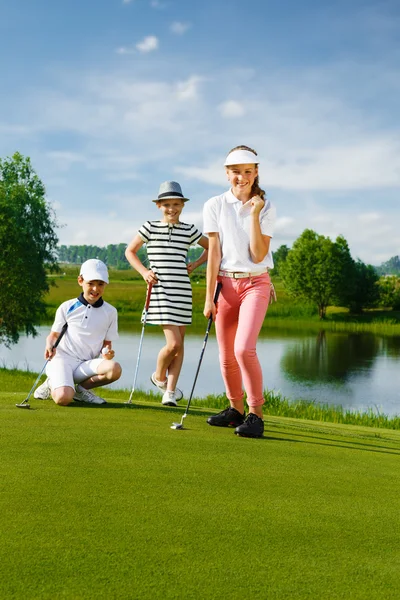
152, 196, 190, 203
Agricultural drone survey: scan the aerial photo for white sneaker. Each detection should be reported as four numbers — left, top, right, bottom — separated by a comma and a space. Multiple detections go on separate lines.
74, 385, 107, 405
151, 372, 168, 391
151, 373, 183, 400
34, 378, 51, 400
162, 391, 177, 407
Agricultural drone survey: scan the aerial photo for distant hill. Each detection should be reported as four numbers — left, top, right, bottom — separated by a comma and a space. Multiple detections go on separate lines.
375, 255, 400, 276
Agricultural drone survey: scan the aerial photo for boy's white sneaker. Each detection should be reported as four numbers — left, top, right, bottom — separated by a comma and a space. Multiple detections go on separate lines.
161, 391, 178, 407
74, 385, 107, 405
33, 378, 51, 400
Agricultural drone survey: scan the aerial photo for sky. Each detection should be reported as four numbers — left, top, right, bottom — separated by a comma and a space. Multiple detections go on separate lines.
0, 0, 399, 265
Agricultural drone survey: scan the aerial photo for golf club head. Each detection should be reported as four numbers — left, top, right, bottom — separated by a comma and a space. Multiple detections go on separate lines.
16, 402, 30, 409
171, 422, 183, 430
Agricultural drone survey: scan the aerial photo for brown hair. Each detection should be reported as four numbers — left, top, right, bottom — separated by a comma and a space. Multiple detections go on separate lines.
226, 145, 266, 200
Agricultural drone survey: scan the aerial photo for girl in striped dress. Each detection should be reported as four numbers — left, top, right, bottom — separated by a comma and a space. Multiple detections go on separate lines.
125, 181, 209, 407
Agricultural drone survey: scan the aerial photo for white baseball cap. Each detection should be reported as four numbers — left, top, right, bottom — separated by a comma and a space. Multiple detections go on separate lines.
80, 259, 109, 283
224, 149, 259, 166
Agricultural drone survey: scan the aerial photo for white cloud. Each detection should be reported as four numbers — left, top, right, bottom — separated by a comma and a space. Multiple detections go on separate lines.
219, 100, 245, 118
176, 75, 204, 100
170, 22, 191, 35
136, 35, 159, 53
115, 46, 135, 55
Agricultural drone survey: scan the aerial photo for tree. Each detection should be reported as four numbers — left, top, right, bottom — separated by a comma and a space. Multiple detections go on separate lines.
343, 260, 380, 314
280, 229, 353, 319
0, 152, 59, 345
376, 276, 400, 310
271, 244, 289, 276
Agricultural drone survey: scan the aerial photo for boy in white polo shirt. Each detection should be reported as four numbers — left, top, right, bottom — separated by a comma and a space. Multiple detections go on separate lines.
34, 259, 121, 405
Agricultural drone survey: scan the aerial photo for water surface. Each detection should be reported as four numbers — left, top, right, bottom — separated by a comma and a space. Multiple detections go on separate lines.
1, 327, 400, 416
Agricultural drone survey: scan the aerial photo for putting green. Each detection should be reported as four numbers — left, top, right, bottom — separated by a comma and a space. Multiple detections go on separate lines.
1, 393, 400, 599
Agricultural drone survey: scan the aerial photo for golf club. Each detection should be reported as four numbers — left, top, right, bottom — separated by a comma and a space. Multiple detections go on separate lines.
126, 283, 153, 404
16, 323, 68, 409
171, 281, 222, 430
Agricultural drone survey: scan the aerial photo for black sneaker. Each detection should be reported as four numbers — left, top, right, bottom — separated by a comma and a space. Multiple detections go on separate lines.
234, 413, 264, 438
207, 407, 246, 428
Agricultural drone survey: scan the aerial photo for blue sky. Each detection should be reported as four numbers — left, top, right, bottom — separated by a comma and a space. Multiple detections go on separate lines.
1, 0, 399, 265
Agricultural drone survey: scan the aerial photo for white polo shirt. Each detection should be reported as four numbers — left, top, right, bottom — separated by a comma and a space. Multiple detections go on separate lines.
51, 294, 118, 362
203, 189, 276, 271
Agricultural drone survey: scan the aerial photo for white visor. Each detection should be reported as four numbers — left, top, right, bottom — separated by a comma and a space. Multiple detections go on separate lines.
224, 149, 259, 166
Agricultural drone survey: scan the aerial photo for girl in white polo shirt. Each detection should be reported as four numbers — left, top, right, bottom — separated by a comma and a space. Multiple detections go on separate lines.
34, 259, 121, 405
203, 146, 276, 438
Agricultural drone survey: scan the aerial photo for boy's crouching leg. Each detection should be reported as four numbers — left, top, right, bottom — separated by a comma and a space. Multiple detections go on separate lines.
52, 386, 75, 406
97, 360, 122, 384
106, 361, 122, 384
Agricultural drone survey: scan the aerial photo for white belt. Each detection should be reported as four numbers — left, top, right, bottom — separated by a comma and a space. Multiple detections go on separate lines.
218, 268, 268, 279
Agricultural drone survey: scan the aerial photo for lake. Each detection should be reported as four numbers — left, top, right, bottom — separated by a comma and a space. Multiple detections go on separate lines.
1, 326, 400, 416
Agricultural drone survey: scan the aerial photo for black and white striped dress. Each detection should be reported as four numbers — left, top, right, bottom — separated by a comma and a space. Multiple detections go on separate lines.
138, 220, 202, 325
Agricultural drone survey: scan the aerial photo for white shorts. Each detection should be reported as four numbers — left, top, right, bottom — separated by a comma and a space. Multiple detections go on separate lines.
46, 355, 105, 390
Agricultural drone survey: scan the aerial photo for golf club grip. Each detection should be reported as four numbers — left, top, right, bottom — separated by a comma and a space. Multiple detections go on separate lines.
53, 323, 68, 349
213, 281, 222, 304
144, 283, 153, 311
208, 281, 223, 327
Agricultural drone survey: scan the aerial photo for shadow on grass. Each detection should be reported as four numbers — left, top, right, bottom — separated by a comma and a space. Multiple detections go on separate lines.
263, 429, 400, 455
66, 400, 214, 418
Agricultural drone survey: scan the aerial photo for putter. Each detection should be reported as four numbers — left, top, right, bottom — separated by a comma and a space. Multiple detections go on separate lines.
171, 281, 222, 430
126, 283, 153, 404
16, 323, 68, 409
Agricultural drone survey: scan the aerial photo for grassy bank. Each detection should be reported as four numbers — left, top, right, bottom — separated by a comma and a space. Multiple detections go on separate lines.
45, 267, 400, 335
1, 378, 400, 600
3, 368, 400, 430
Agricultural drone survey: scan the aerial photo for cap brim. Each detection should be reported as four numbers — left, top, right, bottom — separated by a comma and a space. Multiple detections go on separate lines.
152, 196, 190, 203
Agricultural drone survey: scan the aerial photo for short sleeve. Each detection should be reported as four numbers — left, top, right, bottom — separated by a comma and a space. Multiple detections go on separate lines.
189, 226, 202, 246
203, 197, 220, 234
52, 302, 68, 333
138, 221, 152, 243
260, 201, 276, 238
105, 307, 119, 341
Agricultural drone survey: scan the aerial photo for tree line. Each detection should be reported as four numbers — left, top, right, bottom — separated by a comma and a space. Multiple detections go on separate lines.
272, 232, 400, 318
57, 244, 204, 269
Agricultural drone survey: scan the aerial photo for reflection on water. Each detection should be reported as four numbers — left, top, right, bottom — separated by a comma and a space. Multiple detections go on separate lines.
1, 326, 400, 416
281, 331, 381, 382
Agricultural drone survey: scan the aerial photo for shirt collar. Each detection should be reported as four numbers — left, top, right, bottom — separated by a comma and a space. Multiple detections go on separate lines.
226, 189, 240, 204
78, 292, 104, 308
227, 189, 253, 214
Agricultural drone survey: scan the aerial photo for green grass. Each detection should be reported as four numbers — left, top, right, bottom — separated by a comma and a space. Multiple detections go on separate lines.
1, 371, 400, 599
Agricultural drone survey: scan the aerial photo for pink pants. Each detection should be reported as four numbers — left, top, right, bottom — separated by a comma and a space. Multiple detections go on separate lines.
215, 273, 271, 408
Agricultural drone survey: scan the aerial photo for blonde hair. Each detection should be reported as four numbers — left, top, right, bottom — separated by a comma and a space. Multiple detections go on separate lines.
226, 145, 266, 200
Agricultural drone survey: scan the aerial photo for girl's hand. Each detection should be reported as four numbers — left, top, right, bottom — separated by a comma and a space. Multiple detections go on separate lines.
204, 300, 217, 321
187, 262, 196, 274
250, 195, 264, 215
143, 269, 158, 284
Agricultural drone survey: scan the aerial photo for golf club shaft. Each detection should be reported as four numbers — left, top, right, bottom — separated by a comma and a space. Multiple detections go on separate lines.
20, 323, 68, 405
128, 283, 153, 402
182, 281, 223, 419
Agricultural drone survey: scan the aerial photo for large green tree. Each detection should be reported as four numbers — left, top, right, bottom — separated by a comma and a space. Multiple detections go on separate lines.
0, 152, 59, 345
280, 229, 353, 319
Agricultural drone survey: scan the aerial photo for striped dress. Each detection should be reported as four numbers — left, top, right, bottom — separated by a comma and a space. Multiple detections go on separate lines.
138, 220, 202, 325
